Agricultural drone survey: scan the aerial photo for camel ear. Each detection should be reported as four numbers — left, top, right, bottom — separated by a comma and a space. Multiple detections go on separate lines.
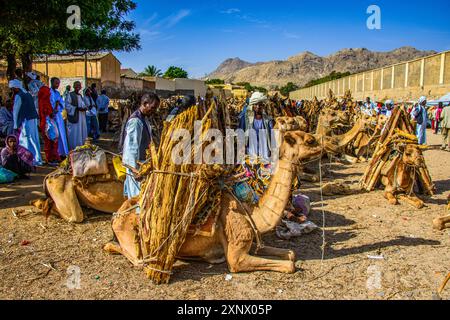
284, 133, 296, 146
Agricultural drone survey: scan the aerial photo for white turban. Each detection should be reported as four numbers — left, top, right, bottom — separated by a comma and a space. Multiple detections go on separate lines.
385, 100, 394, 105
418, 96, 427, 104
249, 92, 267, 106
26, 72, 37, 80
8, 79, 23, 89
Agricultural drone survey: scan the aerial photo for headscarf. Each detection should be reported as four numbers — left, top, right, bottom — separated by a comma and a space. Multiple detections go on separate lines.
418, 96, 427, 105
8, 79, 23, 89
385, 100, 394, 106
249, 92, 267, 106
26, 72, 37, 80
1, 135, 34, 168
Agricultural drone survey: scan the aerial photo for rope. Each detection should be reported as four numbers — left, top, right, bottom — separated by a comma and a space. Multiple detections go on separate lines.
318, 136, 326, 268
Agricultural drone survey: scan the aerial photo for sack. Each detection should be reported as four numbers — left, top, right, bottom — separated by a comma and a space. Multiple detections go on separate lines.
0, 167, 17, 184
70, 148, 109, 178
45, 117, 59, 141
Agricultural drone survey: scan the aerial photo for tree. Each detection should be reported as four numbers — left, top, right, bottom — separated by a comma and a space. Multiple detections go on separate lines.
235, 82, 267, 94
139, 65, 162, 77
0, 0, 140, 79
205, 79, 225, 85
163, 66, 188, 79
303, 71, 351, 88
280, 82, 299, 96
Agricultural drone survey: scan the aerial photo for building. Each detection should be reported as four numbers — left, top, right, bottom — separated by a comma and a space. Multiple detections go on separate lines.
33, 52, 121, 90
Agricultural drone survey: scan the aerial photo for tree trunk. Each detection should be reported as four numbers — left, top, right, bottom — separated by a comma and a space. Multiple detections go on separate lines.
6, 53, 16, 81
20, 51, 33, 73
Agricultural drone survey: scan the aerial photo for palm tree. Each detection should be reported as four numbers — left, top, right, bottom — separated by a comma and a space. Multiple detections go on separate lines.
139, 65, 162, 77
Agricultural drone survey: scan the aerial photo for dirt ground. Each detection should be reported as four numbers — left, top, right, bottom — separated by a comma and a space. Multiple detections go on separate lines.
0, 130, 449, 300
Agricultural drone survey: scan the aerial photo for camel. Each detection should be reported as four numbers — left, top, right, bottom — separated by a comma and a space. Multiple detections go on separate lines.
32, 158, 126, 223
104, 130, 323, 274
432, 195, 450, 230
315, 109, 351, 136
274, 116, 308, 132
380, 144, 428, 209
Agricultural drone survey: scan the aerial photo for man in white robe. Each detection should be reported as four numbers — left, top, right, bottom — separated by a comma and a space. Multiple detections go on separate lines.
50, 77, 69, 157
64, 81, 88, 150
122, 93, 159, 200
9, 79, 42, 166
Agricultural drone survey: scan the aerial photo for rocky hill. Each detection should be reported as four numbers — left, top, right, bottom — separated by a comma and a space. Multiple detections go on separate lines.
205, 47, 436, 88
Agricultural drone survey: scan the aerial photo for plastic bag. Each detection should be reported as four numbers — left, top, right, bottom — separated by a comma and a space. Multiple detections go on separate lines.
276, 220, 318, 240
45, 116, 59, 141
0, 167, 18, 184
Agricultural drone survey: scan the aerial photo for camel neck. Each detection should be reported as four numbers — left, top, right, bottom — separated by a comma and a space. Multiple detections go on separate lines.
251, 159, 294, 234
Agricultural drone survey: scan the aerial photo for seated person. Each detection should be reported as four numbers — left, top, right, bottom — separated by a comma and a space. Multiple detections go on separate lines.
1, 135, 34, 178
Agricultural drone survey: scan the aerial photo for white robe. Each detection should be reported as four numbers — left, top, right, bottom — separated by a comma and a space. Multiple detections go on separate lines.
13, 92, 42, 165
65, 93, 88, 150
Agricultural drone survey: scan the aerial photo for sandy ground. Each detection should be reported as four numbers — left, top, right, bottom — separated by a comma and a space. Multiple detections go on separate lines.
0, 130, 449, 300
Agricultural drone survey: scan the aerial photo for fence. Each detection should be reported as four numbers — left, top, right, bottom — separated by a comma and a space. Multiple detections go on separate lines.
290, 50, 450, 102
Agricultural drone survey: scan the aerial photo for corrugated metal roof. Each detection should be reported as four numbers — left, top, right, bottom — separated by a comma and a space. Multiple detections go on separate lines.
34, 52, 111, 62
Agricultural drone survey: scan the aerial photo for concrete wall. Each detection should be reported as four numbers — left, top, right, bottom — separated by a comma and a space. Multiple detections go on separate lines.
174, 78, 206, 97
291, 50, 450, 102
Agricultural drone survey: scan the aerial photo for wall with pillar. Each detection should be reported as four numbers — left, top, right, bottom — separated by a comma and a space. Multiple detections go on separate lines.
290, 50, 450, 102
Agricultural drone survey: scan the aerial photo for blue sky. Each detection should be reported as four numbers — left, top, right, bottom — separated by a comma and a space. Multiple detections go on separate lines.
114, 0, 450, 79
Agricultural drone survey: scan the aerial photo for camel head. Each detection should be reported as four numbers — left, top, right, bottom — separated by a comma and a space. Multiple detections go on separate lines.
279, 131, 323, 164
274, 116, 308, 132
376, 115, 388, 131
356, 113, 376, 132
319, 109, 349, 129
399, 144, 425, 168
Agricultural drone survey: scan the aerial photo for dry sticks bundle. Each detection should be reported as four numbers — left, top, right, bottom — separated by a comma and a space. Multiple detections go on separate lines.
136, 97, 231, 284
360, 107, 435, 195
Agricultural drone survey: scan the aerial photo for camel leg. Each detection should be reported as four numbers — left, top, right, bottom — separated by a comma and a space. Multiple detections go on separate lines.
227, 251, 295, 274
384, 191, 398, 205
221, 209, 295, 274
433, 214, 450, 231
398, 194, 424, 209
46, 175, 85, 223
106, 199, 142, 266
255, 245, 296, 262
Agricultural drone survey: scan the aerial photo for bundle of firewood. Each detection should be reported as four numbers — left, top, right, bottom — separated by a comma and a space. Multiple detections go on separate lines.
360, 107, 435, 195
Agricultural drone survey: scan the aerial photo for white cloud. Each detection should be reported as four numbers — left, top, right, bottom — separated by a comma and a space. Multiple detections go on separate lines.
165, 9, 191, 28
221, 8, 240, 14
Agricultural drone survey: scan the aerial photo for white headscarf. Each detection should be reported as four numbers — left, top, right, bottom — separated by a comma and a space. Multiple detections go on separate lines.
8, 79, 23, 89
26, 72, 37, 80
249, 92, 267, 106
418, 96, 427, 105
385, 100, 394, 106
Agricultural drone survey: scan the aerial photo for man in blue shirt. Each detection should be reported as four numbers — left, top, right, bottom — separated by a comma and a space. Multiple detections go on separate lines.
96, 90, 110, 133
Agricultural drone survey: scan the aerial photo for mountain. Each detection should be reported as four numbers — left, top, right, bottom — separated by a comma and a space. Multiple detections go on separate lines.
205, 47, 436, 88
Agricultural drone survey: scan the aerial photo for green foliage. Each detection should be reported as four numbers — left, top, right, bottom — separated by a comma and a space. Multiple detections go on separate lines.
205, 79, 225, 85
0, 0, 140, 75
163, 66, 188, 79
139, 65, 162, 77
303, 71, 351, 88
279, 82, 299, 96
235, 82, 267, 94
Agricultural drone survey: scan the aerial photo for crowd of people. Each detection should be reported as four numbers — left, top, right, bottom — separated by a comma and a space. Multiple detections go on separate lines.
0, 70, 110, 179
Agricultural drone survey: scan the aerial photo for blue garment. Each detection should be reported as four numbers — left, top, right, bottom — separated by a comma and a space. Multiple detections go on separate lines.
362, 102, 376, 115
122, 115, 152, 199
96, 94, 110, 114
50, 88, 69, 156
13, 90, 42, 165
412, 105, 428, 145
0, 107, 13, 136
86, 115, 100, 141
